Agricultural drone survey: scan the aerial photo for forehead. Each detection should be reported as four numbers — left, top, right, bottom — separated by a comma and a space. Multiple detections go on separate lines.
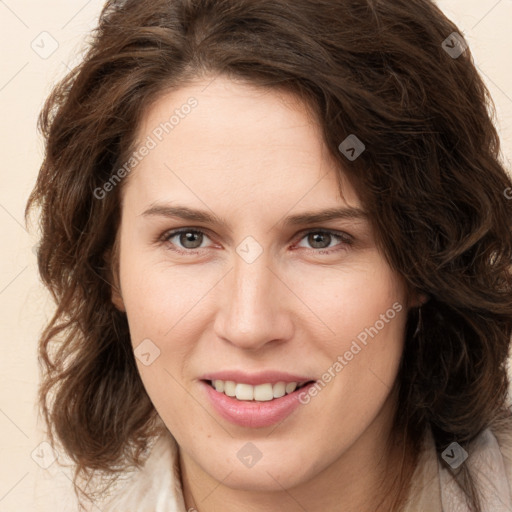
125, 75, 361, 213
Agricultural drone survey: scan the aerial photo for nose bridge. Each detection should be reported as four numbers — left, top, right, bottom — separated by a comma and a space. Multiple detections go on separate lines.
215, 250, 291, 349
233, 255, 270, 318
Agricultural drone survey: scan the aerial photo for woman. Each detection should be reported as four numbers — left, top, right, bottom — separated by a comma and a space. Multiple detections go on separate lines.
26, 0, 512, 511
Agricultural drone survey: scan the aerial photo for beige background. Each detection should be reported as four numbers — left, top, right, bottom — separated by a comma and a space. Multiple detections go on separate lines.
1, 1, 511, 510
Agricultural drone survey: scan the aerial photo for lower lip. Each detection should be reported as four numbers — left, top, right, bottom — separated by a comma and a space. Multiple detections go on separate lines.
201, 380, 316, 428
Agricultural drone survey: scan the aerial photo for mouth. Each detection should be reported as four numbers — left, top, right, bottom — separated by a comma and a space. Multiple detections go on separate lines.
203, 379, 316, 402
201, 378, 318, 428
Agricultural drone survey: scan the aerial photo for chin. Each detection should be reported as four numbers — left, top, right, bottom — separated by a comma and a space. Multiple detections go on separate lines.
193, 441, 321, 492
214, 462, 312, 492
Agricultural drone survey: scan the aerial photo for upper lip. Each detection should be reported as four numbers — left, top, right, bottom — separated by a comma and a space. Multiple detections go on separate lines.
200, 370, 316, 386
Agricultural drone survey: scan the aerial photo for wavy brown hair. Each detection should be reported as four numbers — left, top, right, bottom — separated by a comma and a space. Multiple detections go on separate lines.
26, 0, 512, 510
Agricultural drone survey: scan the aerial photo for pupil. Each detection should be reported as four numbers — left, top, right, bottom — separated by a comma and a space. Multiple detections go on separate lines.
181, 232, 202, 249
309, 232, 330, 249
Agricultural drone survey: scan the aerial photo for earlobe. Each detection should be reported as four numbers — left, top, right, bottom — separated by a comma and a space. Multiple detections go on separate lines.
105, 239, 126, 312
111, 284, 126, 312
110, 265, 126, 312
410, 290, 430, 309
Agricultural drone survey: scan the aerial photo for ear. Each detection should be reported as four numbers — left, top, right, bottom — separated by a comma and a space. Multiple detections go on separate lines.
409, 289, 429, 309
111, 279, 126, 312
105, 240, 126, 312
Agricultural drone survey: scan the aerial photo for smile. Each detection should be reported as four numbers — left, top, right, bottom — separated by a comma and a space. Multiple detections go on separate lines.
201, 379, 317, 428
207, 379, 313, 401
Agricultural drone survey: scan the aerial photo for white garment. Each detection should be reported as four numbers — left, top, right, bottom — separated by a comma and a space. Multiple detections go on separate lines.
439, 428, 512, 511
92, 424, 512, 511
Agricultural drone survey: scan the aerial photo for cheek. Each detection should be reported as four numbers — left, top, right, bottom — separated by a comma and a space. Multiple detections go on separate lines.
118, 253, 221, 418
119, 247, 215, 342
291, 258, 407, 350
118, 257, 205, 429
295, 260, 408, 409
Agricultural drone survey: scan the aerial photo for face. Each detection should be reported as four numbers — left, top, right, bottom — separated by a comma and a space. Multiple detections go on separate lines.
113, 75, 414, 493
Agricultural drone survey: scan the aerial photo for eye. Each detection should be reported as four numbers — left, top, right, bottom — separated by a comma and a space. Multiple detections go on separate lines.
162, 229, 212, 253
295, 230, 353, 253
159, 228, 353, 256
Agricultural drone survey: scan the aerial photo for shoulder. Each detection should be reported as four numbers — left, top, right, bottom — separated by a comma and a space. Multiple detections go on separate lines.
439, 415, 512, 512
491, 413, 512, 459
100, 430, 187, 512
485, 415, 512, 494
403, 416, 512, 512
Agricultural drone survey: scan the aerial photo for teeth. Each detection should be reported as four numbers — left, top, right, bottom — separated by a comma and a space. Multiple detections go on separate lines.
224, 381, 236, 397
285, 382, 297, 394
211, 380, 308, 401
272, 381, 286, 398
236, 383, 254, 401
253, 383, 273, 401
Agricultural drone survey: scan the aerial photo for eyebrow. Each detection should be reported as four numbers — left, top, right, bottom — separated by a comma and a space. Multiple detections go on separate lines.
141, 203, 368, 230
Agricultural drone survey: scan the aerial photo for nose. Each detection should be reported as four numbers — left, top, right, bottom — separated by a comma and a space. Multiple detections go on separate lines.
213, 253, 294, 351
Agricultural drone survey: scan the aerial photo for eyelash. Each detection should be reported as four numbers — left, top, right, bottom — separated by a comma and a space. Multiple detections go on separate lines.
159, 228, 353, 256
